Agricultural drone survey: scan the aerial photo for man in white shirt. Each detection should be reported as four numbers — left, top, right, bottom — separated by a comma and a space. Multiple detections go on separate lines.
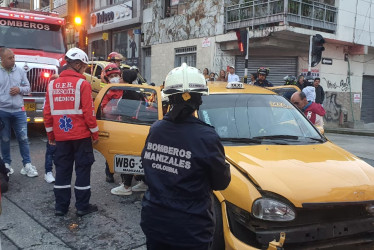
227, 66, 240, 83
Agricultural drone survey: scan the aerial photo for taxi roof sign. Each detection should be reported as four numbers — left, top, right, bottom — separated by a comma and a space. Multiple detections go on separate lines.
226, 81, 244, 89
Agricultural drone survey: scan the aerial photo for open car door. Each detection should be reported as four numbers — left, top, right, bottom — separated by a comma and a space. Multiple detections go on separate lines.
94, 84, 162, 175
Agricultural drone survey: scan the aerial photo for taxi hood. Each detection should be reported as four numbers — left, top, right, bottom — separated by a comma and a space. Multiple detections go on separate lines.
224, 142, 374, 207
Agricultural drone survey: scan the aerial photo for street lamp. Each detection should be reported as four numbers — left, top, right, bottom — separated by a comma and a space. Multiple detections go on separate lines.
74, 16, 82, 26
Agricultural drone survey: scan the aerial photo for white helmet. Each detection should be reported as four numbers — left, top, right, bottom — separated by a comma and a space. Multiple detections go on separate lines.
65, 48, 89, 64
163, 63, 209, 97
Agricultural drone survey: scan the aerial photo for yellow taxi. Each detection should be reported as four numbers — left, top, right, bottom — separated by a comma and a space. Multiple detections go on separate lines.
93, 81, 374, 249
84, 61, 147, 99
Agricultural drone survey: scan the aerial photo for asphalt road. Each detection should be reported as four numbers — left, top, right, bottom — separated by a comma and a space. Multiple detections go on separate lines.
0, 124, 146, 250
0, 127, 373, 250
325, 133, 374, 166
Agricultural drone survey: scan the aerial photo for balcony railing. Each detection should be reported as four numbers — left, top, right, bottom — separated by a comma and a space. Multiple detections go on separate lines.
226, 0, 337, 33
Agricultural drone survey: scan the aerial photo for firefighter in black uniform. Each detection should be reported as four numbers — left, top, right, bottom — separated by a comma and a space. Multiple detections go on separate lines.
254, 67, 273, 87
140, 63, 231, 250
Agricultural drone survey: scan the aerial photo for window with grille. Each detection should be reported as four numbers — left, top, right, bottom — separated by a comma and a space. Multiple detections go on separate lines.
175, 46, 196, 67
163, 0, 189, 18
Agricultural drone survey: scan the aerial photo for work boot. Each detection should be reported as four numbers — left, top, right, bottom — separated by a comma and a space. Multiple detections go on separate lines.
55, 210, 67, 216
76, 204, 98, 217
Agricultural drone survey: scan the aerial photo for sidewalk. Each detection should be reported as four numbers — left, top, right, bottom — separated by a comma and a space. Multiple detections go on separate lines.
325, 123, 374, 137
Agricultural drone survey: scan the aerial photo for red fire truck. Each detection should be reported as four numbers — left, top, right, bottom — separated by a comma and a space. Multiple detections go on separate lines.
0, 8, 66, 123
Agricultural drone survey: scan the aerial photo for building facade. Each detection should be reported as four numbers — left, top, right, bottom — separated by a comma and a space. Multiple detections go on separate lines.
142, 0, 374, 128
82, 0, 142, 70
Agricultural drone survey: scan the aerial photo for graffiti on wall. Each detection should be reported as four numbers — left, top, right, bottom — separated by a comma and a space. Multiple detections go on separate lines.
324, 93, 342, 122
323, 77, 349, 92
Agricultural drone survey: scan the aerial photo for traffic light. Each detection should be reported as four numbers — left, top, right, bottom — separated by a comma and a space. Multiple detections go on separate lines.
78, 29, 88, 50
236, 29, 248, 55
311, 34, 325, 67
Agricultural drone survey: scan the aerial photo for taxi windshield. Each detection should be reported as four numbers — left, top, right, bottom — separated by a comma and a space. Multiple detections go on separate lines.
198, 94, 324, 145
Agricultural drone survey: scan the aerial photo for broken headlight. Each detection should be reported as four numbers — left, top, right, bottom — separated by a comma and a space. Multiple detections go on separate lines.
252, 198, 295, 221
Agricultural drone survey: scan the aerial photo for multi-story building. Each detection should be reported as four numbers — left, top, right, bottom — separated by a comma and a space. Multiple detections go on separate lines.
32, 0, 78, 49
1, 0, 31, 8
142, 0, 374, 128
78, 0, 143, 76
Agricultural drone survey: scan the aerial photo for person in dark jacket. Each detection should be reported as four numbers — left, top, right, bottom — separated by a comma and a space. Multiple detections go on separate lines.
254, 67, 273, 87
140, 63, 231, 250
313, 77, 325, 104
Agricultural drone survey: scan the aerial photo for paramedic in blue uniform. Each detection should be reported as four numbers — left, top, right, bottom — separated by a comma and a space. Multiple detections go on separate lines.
140, 63, 231, 250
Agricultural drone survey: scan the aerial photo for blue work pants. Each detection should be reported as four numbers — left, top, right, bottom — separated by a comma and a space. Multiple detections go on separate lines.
45, 141, 56, 173
0, 110, 31, 166
54, 137, 95, 212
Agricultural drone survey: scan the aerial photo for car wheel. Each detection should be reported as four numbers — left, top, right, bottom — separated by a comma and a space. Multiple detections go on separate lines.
210, 196, 225, 250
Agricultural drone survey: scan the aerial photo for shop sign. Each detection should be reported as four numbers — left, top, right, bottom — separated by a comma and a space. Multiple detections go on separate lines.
171, 0, 179, 6
301, 69, 319, 78
90, 1, 133, 29
321, 58, 333, 65
202, 38, 211, 48
354, 93, 360, 103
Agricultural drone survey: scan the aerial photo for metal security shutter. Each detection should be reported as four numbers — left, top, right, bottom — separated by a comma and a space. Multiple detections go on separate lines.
235, 56, 297, 85
361, 76, 374, 123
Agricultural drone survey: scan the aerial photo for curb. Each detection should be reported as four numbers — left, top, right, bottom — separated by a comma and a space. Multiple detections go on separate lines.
325, 129, 374, 137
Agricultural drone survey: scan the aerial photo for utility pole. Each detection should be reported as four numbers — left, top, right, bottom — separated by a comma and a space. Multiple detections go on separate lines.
243, 27, 249, 84
308, 35, 313, 75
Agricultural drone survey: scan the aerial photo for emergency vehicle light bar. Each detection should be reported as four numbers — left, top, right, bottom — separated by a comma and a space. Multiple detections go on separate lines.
0, 8, 65, 25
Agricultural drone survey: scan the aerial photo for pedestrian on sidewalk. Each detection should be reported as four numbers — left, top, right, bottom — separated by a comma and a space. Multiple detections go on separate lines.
227, 65, 240, 83
203, 68, 210, 80
314, 77, 325, 105
216, 69, 226, 81
249, 73, 257, 85
140, 63, 231, 249
0, 48, 38, 178
44, 48, 99, 217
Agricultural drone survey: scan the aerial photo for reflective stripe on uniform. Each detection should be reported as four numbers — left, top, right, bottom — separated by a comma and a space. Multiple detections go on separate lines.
54, 185, 71, 189
45, 127, 53, 132
50, 78, 84, 116
90, 126, 99, 133
74, 185, 91, 190
74, 79, 83, 111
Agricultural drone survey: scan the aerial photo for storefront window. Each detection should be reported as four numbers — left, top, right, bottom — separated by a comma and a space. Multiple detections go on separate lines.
113, 31, 128, 61
91, 40, 106, 60
113, 29, 140, 67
